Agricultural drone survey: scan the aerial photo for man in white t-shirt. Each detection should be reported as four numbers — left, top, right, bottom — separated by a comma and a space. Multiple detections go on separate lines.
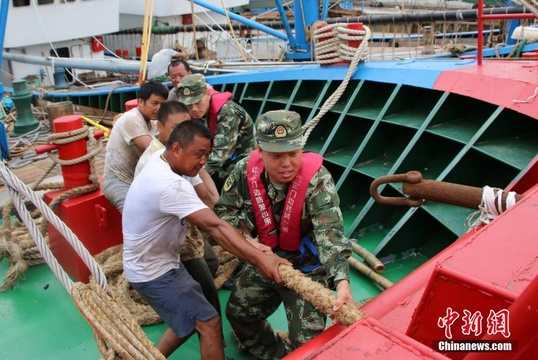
134, 100, 222, 322
103, 80, 168, 212
123, 120, 291, 359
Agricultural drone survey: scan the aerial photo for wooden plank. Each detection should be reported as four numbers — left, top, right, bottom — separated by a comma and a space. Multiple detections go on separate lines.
36, 99, 118, 127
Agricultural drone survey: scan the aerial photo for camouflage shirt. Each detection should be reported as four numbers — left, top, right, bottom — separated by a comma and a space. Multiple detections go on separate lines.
199, 100, 255, 182
214, 155, 352, 287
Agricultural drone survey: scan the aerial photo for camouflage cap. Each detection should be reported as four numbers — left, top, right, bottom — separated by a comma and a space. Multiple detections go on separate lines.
256, 110, 304, 153
176, 73, 207, 105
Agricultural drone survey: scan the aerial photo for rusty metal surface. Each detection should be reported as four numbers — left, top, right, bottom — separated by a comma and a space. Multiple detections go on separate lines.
371, 171, 524, 210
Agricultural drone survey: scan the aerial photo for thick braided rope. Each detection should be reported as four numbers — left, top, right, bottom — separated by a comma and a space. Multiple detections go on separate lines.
1, 163, 163, 358
278, 265, 365, 326
71, 280, 165, 360
47, 126, 104, 167
91, 244, 241, 325
42, 126, 103, 220
94, 245, 162, 326
302, 24, 371, 146
0, 161, 107, 292
0, 123, 104, 288
313, 23, 370, 64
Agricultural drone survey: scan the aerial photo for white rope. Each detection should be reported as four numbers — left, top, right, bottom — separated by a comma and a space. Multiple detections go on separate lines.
513, 85, 538, 104
7, 186, 74, 292
313, 23, 370, 64
302, 24, 370, 146
466, 185, 518, 231
0, 161, 108, 292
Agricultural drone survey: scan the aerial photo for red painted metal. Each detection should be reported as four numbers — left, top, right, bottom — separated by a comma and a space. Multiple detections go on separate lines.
476, 0, 537, 65
464, 274, 538, 360
289, 182, 538, 359
91, 36, 104, 52
45, 179, 123, 283
407, 264, 517, 359
38, 115, 123, 283
50, 115, 90, 190
35, 130, 104, 154
300, 318, 450, 359
347, 22, 363, 49
522, 51, 538, 58
433, 61, 538, 120
125, 99, 138, 112
477, 1, 484, 65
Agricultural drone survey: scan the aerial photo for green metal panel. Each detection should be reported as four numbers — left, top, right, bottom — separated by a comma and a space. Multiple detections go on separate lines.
346, 81, 397, 120
242, 81, 272, 120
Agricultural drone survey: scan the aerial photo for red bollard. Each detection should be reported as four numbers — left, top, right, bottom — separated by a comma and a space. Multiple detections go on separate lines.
313, 21, 364, 66
53, 115, 91, 190
36, 114, 122, 283
347, 22, 364, 50
124, 99, 138, 112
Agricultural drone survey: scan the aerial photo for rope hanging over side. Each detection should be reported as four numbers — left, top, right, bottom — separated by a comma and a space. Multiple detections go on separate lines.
302, 23, 371, 146
466, 185, 518, 231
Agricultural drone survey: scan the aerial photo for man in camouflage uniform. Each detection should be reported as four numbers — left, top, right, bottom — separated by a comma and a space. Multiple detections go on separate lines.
176, 73, 255, 190
214, 110, 357, 359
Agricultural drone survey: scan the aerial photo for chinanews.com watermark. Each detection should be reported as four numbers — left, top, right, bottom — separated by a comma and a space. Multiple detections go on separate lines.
435, 307, 516, 353
436, 340, 513, 352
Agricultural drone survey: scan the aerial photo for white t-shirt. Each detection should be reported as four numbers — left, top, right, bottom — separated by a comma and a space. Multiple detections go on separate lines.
134, 138, 203, 188
104, 108, 158, 184
122, 149, 207, 283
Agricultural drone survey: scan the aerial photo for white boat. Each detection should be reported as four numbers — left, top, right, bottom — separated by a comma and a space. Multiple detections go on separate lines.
1, 0, 249, 88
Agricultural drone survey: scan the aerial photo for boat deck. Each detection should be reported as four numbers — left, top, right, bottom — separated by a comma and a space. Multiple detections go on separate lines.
0, 140, 418, 359
0, 243, 417, 360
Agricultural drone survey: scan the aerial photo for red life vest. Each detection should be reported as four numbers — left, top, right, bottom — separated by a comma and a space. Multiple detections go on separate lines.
208, 88, 233, 137
247, 150, 323, 251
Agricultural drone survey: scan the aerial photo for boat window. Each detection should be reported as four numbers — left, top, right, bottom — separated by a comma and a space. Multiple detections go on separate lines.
50, 47, 74, 83
37, 0, 54, 4
12, 0, 30, 7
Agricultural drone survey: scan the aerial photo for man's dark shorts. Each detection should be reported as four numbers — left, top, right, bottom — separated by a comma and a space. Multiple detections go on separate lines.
131, 264, 218, 337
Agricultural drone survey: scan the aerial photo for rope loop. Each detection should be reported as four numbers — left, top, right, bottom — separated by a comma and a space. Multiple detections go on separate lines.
466, 185, 518, 231
313, 22, 369, 65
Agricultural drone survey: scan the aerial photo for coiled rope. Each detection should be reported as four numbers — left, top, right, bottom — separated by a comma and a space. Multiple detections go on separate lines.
302, 23, 371, 146
91, 243, 242, 327
45, 126, 103, 210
